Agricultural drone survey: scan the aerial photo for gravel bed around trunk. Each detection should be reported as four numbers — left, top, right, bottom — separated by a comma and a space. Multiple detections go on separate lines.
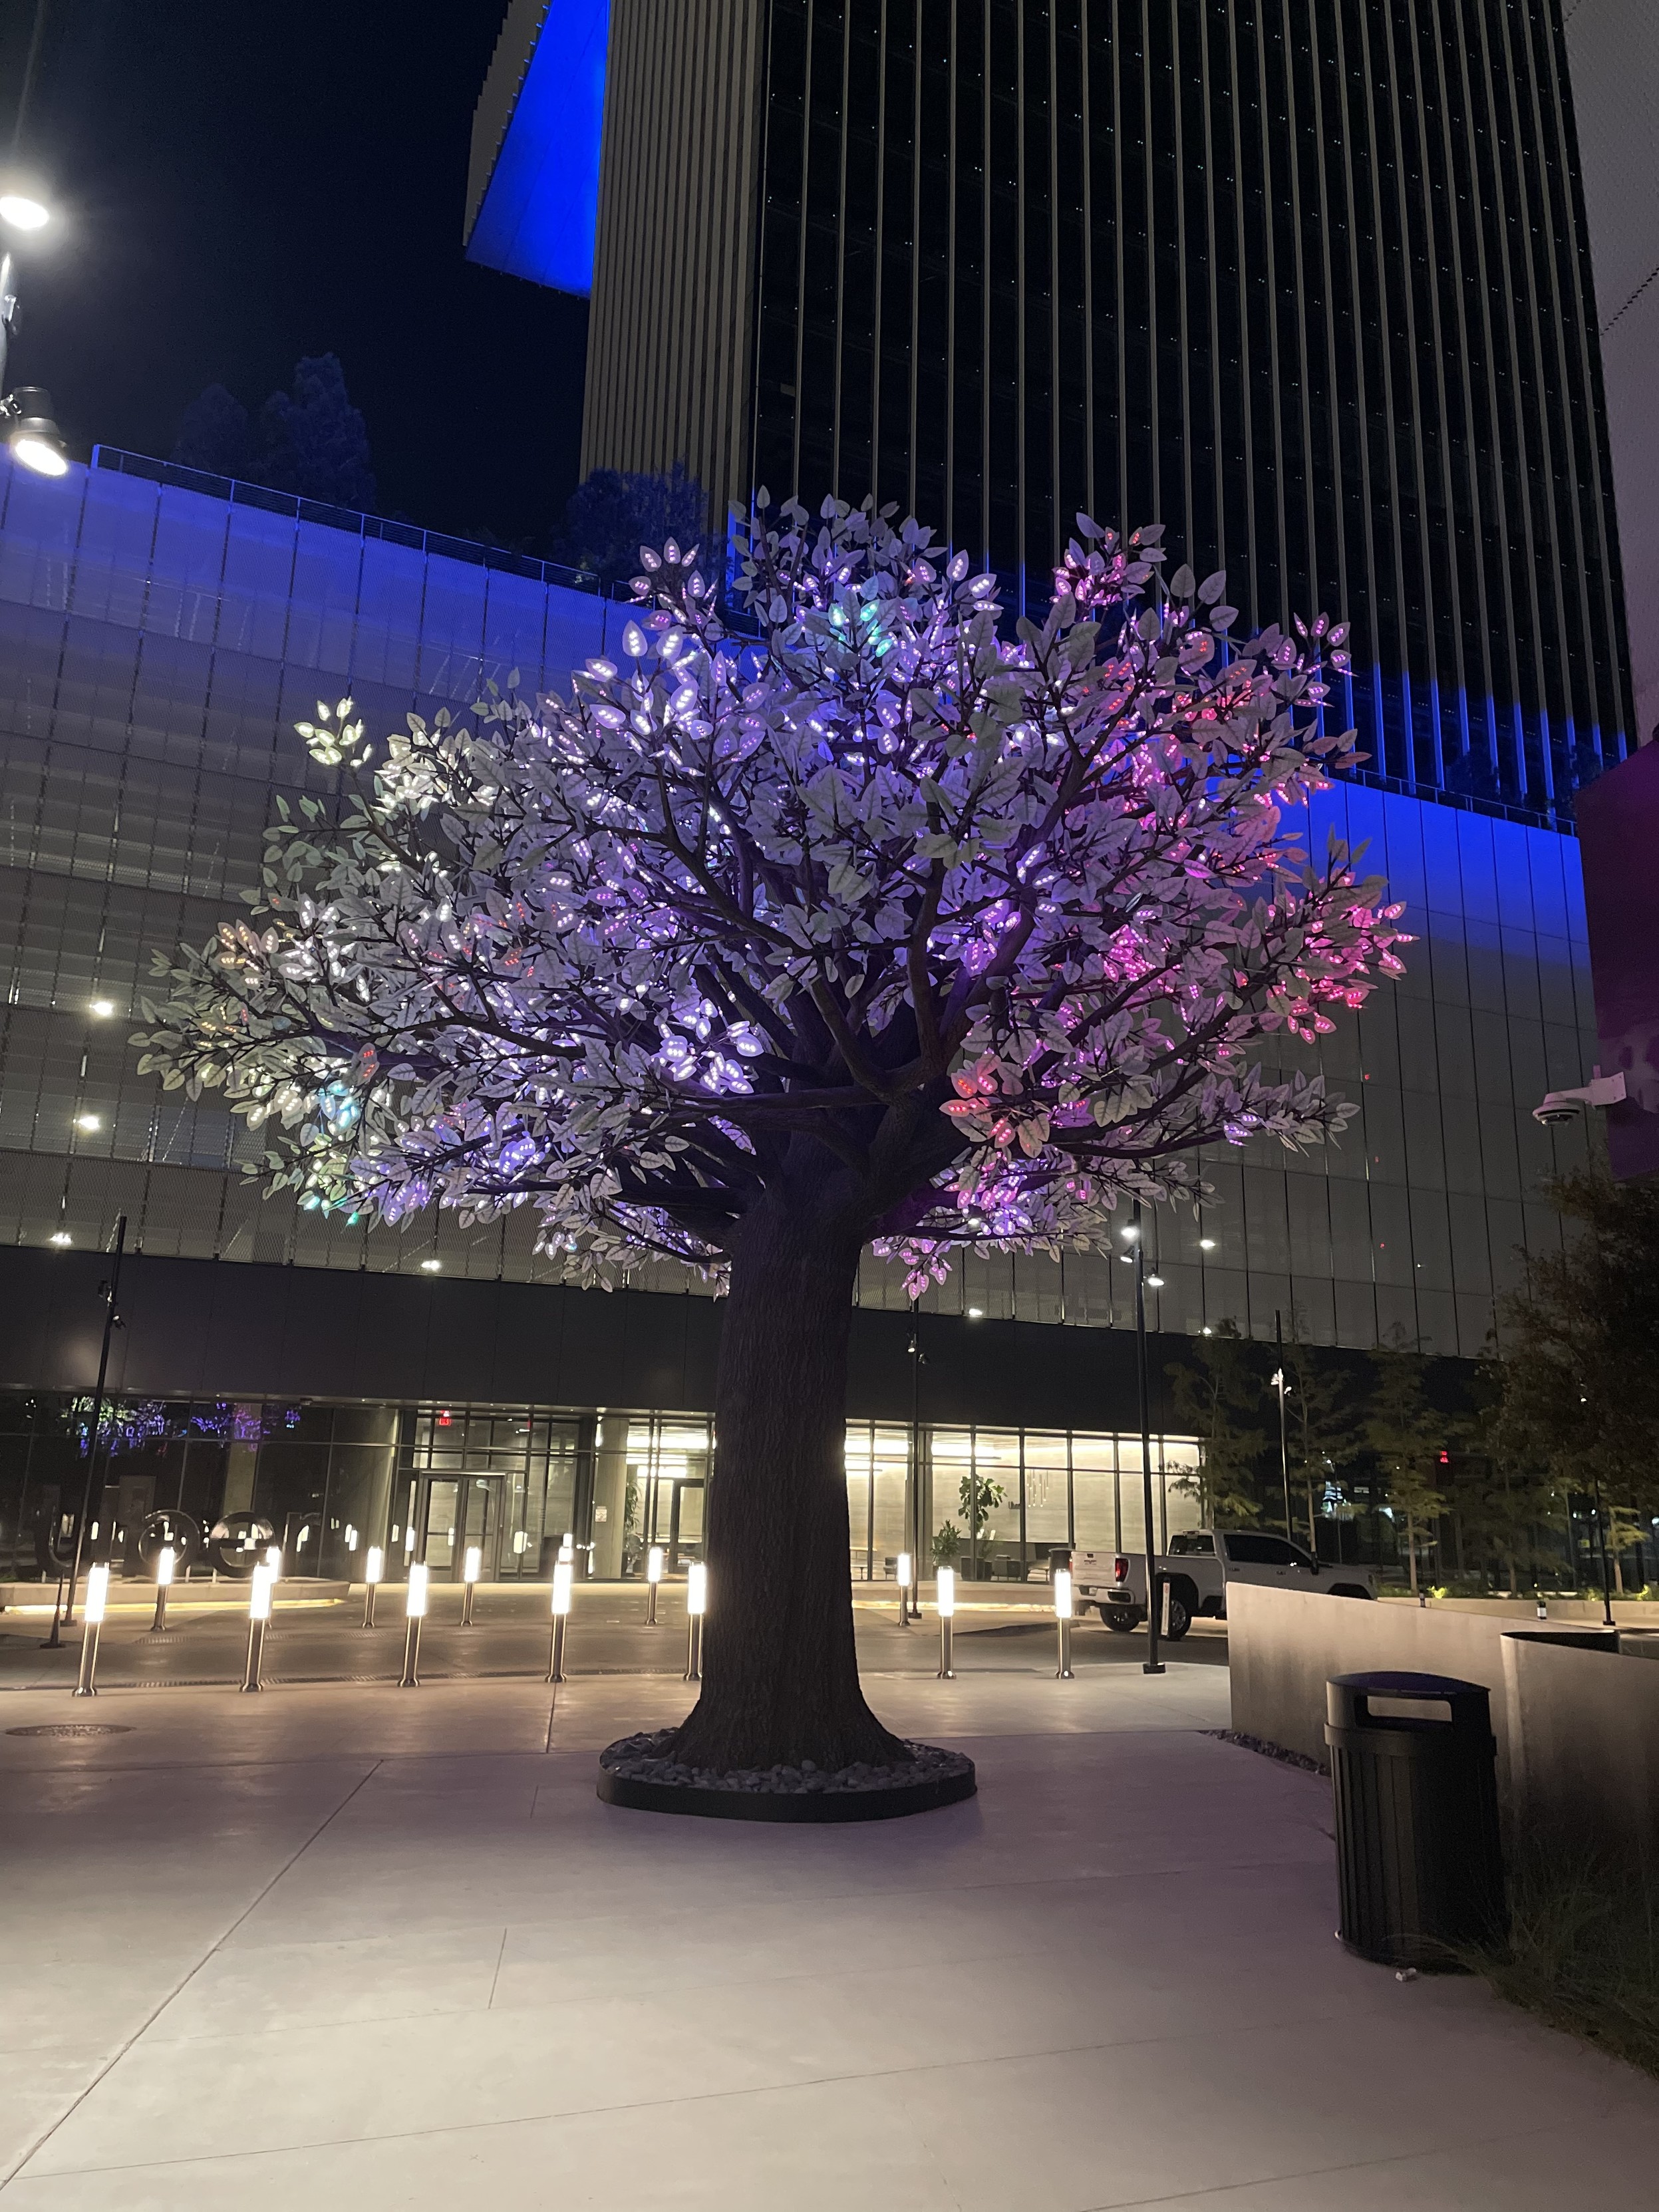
595, 1729, 977, 1823
1203, 1726, 1328, 1775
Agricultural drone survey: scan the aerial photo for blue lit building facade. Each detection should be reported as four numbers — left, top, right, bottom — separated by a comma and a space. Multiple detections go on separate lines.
470, 0, 1634, 821
0, 448, 1602, 1583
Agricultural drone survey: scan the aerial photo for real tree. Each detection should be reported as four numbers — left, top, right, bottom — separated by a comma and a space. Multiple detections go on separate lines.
1167, 1322, 1270, 1528
170, 354, 376, 510
1280, 1317, 1367, 1549
1489, 1168, 1659, 1594
1366, 1331, 1451, 1597
137, 499, 1404, 1774
553, 464, 708, 588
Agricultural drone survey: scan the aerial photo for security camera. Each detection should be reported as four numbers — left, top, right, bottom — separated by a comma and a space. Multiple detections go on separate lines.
1532, 1070, 1626, 1126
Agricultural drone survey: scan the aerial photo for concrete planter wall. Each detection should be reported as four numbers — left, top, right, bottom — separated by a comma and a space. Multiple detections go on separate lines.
1229, 1584, 1659, 1868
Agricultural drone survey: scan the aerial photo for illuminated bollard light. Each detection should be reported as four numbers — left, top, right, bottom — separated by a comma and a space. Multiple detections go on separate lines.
896, 1551, 913, 1628
684, 1561, 706, 1682
241, 1563, 273, 1693
399, 1562, 428, 1688
73, 1563, 108, 1697
645, 1543, 664, 1625
460, 1544, 481, 1627
936, 1565, 956, 1680
1054, 1567, 1076, 1680
362, 1544, 384, 1629
547, 1557, 573, 1684
150, 1544, 176, 1634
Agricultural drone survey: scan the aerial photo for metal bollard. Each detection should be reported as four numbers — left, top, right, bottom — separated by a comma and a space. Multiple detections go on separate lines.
460, 1545, 480, 1627
241, 1563, 273, 1692
73, 1563, 109, 1696
645, 1543, 663, 1625
150, 1544, 176, 1633
684, 1561, 706, 1682
936, 1565, 956, 1680
362, 1544, 384, 1628
399, 1563, 428, 1687
1054, 1567, 1076, 1679
547, 1558, 572, 1684
896, 1551, 913, 1627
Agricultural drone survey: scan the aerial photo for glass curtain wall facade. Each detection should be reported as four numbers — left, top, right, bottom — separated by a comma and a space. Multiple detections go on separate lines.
0, 1391, 1199, 1586
0, 446, 1602, 1366
565, 1, 1633, 814
746, 0, 1630, 810
0, 448, 615, 1286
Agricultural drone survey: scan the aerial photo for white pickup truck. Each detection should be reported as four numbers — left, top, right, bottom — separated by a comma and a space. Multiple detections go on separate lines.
1074, 1529, 1378, 1640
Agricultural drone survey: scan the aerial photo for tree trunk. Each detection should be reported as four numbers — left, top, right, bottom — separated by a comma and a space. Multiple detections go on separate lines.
1406, 1515, 1419, 1599
669, 1192, 911, 1775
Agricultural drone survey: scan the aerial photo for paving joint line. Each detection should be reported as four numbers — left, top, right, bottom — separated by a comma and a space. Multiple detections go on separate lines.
0, 1756, 386, 2197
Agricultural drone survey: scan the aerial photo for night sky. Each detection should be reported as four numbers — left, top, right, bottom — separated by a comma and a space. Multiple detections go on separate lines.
1, 0, 589, 547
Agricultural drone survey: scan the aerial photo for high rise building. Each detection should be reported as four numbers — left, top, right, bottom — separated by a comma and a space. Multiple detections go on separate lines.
469, 1, 1634, 819
1561, 0, 1659, 744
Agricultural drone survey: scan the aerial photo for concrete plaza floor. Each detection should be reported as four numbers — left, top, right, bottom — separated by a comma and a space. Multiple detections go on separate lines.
3, 1656, 1658, 2207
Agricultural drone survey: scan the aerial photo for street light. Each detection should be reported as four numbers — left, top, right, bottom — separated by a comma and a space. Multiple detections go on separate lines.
0, 190, 50, 232
1054, 1566, 1076, 1679
58, 1216, 126, 1638
400, 1561, 428, 1687
73, 1563, 108, 1696
150, 1544, 176, 1634
644, 1542, 664, 1625
936, 1563, 956, 1679
0, 192, 67, 479
460, 1543, 481, 1627
5, 385, 67, 476
1272, 1312, 1294, 1543
548, 1557, 573, 1684
362, 1543, 383, 1628
1130, 1204, 1164, 1678
241, 1563, 273, 1692
684, 1560, 706, 1681
895, 1549, 912, 1627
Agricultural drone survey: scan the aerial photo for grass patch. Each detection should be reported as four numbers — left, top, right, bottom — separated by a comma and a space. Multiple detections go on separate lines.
1463, 1841, 1659, 2077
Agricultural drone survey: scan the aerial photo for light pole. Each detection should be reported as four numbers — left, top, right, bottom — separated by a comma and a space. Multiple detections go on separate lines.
1129, 1205, 1163, 1676
1272, 1311, 1294, 1541
906, 1299, 925, 1621
59, 1215, 127, 1635
0, 185, 69, 476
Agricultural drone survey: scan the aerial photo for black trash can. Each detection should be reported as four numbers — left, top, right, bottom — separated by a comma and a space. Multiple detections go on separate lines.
1325, 1671, 1505, 1970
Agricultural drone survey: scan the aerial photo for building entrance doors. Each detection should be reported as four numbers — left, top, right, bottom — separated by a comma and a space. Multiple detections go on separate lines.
410, 1474, 508, 1579
641, 1476, 703, 1571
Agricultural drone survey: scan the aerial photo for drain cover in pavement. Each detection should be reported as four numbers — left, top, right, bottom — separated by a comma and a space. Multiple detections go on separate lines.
7, 1723, 135, 1738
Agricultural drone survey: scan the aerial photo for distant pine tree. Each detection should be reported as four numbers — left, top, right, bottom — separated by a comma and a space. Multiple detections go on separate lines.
551, 462, 706, 587
169, 357, 377, 510
169, 384, 251, 477
255, 355, 377, 510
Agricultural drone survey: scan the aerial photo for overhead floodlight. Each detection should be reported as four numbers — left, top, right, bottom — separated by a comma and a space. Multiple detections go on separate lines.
0, 192, 51, 231
5, 387, 68, 476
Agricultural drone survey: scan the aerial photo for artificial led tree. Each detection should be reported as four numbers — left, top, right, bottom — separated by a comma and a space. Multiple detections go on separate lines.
138, 499, 1406, 1778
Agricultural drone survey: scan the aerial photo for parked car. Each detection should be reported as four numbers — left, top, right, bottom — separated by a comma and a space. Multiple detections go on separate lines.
1074, 1529, 1378, 1639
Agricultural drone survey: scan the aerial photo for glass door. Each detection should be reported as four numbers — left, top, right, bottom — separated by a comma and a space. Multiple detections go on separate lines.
668, 1480, 704, 1569
420, 1478, 460, 1573
458, 1474, 506, 1579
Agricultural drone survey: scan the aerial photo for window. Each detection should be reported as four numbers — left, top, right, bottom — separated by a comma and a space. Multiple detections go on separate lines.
1222, 1532, 1298, 1565
1167, 1531, 1215, 1555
